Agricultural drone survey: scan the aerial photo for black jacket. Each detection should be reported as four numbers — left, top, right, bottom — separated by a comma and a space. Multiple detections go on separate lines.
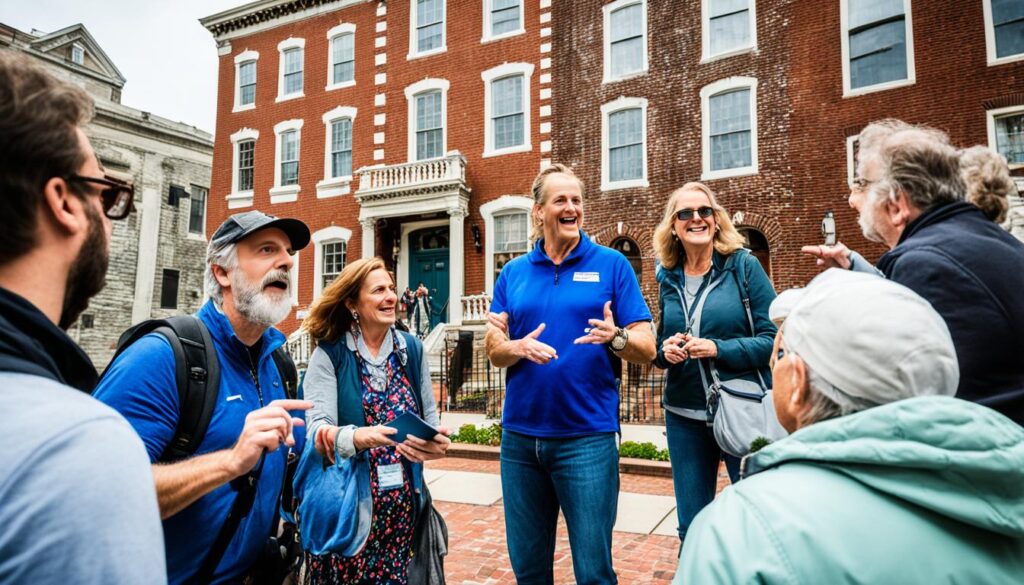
0, 287, 97, 392
877, 202, 1024, 423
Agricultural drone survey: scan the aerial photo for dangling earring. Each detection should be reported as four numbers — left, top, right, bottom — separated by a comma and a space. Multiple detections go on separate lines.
351, 310, 361, 336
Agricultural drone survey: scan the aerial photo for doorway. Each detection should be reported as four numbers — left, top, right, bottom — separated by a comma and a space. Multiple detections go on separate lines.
738, 228, 771, 277
408, 225, 450, 329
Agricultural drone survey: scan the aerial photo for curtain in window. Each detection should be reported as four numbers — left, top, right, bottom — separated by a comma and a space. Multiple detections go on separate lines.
609, 108, 643, 181
417, 0, 444, 52
333, 34, 355, 84
239, 61, 256, 105
710, 88, 751, 171
709, 0, 750, 56
284, 49, 303, 94
331, 119, 353, 178
848, 0, 907, 89
493, 75, 524, 149
492, 0, 521, 35
610, 3, 643, 78
416, 90, 443, 160
281, 131, 299, 185
993, 0, 1024, 59
996, 113, 1024, 165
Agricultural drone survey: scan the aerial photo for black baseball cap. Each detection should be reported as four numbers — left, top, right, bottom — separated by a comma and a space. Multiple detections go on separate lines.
211, 210, 310, 251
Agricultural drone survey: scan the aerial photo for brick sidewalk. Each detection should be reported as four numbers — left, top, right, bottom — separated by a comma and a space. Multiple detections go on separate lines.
428, 458, 732, 584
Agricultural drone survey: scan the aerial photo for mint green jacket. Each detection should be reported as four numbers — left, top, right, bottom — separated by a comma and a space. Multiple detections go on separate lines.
675, 396, 1024, 584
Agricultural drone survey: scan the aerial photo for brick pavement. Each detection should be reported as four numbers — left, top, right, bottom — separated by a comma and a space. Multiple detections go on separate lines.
427, 458, 732, 584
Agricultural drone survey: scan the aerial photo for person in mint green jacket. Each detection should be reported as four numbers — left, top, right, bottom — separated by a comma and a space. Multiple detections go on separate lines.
675, 269, 1024, 584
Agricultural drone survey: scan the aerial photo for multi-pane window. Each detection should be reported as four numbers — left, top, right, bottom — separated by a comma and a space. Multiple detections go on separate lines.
490, 0, 521, 36
708, 0, 751, 56
493, 212, 527, 281
238, 61, 256, 106
322, 241, 346, 290
415, 90, 443, 160
492, 75, 524, 150
238, 140, 255, 191
609, 108, 643, 182
416, 0, 444, 53
608, 2, 644, 79
847, 0, 909, 90
330, 119, 353, 178
995, 112, 1024, 165
709, 89, 752, 171
189, 186, 207, 235
991, 0, 1024, 59
332, 33, 355, 84
280, 130, 299, 186
71, 44, 84, 65
283, 48, 303, 94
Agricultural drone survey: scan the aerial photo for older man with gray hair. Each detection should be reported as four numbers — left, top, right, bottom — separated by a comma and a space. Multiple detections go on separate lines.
803, 119, 1024, 423
95, 210, 313, 584
674, 269, 1024, 584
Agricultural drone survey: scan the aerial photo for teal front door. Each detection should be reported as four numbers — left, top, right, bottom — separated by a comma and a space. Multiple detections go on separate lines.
408, 226, 449, 328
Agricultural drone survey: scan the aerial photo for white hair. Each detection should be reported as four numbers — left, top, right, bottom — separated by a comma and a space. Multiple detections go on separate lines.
204, 242, 237, 306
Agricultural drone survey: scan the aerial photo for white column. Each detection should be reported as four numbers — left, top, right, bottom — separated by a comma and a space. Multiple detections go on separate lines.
361, 218, 376, 259
447, 207, 466, 325
131, 152, 162, 324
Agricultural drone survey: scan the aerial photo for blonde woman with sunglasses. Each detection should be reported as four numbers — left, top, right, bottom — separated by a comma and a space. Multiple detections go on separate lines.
651, 182, 777, 546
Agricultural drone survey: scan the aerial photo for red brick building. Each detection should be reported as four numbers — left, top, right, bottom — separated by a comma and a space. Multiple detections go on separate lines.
202, 0, 553, 335
551, 0, 1024, 301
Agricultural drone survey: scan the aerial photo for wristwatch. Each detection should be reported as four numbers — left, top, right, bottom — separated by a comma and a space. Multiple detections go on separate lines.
609, 327, 628, 352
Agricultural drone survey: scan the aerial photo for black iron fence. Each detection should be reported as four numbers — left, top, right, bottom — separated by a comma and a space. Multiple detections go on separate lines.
439, 329, 667, 425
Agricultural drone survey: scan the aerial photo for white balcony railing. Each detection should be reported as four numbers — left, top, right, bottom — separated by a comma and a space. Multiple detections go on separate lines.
461, 294, 491, 324
356, 151, 467, 196
283, 328, 313, 369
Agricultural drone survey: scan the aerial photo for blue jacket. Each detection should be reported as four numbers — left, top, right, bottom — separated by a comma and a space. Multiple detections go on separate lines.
94, 300, 297, 584
876, 201, 1024, 423
655, 250, 777, 411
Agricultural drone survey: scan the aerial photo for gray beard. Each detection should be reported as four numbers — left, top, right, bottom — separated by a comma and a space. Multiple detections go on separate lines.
231, 269, 292, 328
858, 201, 886, 244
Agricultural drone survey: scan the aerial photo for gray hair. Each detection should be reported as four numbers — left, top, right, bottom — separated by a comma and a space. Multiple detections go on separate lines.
959, 145, 1016, 224
858, 119, 965, 212
790, 343, 896, 427
204, 242, 238, 306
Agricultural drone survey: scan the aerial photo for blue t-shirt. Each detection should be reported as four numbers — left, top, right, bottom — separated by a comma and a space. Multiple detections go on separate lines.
94, 301, 302, 585
490, 232, 652, 437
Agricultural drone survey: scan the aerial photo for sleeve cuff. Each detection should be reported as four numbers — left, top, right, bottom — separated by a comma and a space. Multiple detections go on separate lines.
334, 425, 358, 461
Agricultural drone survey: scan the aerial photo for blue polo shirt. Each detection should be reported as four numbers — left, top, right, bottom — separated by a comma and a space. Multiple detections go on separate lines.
490, 232, 652, 438
94, 301, 302, 585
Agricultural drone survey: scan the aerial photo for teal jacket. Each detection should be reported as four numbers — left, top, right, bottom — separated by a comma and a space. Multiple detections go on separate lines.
655, 249, 776, 410
675, 396, 1024, 584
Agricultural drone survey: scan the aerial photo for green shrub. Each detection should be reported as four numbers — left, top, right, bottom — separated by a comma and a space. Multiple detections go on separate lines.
450, 423, 503, 446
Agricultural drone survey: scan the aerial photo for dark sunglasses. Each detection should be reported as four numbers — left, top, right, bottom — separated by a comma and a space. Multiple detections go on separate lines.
675, 206, 715, 221
66, 174, 135, 220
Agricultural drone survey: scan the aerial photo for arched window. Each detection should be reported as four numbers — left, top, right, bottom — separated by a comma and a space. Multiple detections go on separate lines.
610, 236, 642, 282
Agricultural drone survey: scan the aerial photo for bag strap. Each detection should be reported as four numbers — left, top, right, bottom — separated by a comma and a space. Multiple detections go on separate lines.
726, 252, 770, 391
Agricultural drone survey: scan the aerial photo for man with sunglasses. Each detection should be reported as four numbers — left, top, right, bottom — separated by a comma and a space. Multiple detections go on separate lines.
0, 53, 164, 582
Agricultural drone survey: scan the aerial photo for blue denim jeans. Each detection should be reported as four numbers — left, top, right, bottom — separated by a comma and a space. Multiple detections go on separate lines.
500, 430, 619, 585
665, 411, 740, 543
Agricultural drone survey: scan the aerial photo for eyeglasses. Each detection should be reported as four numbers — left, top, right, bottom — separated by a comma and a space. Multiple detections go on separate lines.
66, 174, 135, 220
675, 206, 715, 222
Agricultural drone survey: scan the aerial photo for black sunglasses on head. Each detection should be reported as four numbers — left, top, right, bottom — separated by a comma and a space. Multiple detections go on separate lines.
675, 206, 715, 221
66, 174, 135, 220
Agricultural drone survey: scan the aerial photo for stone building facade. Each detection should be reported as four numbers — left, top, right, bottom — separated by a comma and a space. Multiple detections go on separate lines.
1, 23, 214, 367
551, 0, 1024, 305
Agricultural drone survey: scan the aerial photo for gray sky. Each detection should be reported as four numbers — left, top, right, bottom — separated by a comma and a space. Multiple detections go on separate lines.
5, 0, 244, 133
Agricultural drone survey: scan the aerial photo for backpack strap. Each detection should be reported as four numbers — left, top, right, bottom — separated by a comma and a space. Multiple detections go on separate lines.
271, 346, 298, 400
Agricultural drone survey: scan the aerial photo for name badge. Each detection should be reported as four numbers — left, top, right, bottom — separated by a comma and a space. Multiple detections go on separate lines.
377, 462, 405, 491
573, 272, 600, 283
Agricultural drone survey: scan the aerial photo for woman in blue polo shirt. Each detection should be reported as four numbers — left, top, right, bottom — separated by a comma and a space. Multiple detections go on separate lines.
485, 164, 656, 585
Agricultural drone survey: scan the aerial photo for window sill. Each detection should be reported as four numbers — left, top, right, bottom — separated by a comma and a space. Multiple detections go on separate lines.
600, 178, 649, 192
602, 69, 648, 85
269, 185, 300, 203
275, 92, 305, 103
407, 46, 448, 61
702, 167, 758, 181
700, 46, 756, 64
325, 80, 356, 92
186, 232, 207, 242
316, 177, 352, 198
481, 29, 525, 44
226, 191, 254, 209
483, 144, 532, 158
988, 52, 1024, 67
232, 103, 256, 113
843, 78, 915, 98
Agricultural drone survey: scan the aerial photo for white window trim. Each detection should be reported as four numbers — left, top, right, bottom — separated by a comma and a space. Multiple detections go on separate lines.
983, 0, 1024, 66
276, 37, 306, 103
313, 226, 353, 301
408, 0, 448, 60
186, 185, 209, 241
840, 0, 916, 98
482, 63, 534, 158
233, 50, 259, 112
700, 0, 757, 63
987, 104, 1024, 170
271, 119, 304, 203
318, 106, 358, 198
600, 96, 650, 191
846, 135, 859, 187
480, 195, 533, 296
326, 24, 357, 91
602, 0, 649, 84
228, 127, 259, 209
71, 42, 85, 65
481, 0, 526, 43
289, 251, 300, 306
700, 76, 759, 181
405, 78, 450, 162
